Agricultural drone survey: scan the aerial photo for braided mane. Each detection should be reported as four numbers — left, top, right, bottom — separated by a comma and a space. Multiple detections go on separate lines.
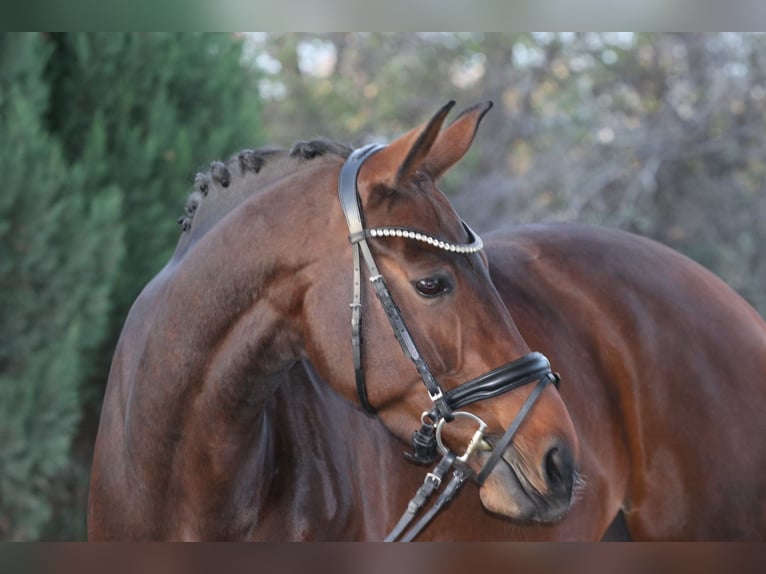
177, 139, 352, 231
170, 139, 352, 262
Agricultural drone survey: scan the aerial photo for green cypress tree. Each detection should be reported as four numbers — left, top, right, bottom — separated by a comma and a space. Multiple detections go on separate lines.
37, 33, 264, 540
0, 33, 123, 540
0, 32, 263, 540
44, 33, 264, 342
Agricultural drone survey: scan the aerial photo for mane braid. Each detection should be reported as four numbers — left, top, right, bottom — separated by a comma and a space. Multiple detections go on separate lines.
210, 161, 231, 188
290, 138, 352, 160
176, 140, 352, 232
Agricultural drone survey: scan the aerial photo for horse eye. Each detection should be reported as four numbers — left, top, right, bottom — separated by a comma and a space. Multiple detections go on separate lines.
415, 277, 448, 297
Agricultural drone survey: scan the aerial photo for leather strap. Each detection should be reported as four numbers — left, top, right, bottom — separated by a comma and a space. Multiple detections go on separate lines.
398, 469, 469, 542
386, 373, 552, 541
445, 352, 555, 410
367, 274, 453, 420
384, 451, 456, 542
476, 375, 552, 485
338, 144, 453, 420
350, 243, 374, 414
339, 145, 385, 415
338, 144, 385, 237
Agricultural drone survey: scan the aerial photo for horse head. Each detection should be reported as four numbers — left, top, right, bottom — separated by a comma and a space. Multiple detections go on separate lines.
91, 101, 582, 541
303, 101, 581, 524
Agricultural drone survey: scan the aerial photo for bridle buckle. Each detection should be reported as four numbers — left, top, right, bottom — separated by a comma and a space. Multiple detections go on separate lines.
425, 472, 442, 487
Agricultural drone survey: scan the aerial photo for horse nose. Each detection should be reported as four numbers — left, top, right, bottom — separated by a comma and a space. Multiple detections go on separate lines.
543, 440, 576, 498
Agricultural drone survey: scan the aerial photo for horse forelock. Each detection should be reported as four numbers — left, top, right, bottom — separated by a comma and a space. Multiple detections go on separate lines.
172, 139, 352, 260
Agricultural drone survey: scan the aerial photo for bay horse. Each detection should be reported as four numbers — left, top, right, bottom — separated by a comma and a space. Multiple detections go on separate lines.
88, 101, 581, 540
89, 101, 766, 541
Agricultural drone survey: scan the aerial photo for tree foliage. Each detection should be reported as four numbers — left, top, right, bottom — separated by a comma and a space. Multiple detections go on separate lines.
0, 32, 263, 540
251, 33, 766, 314
45, 33, 265, 355
0, 32, 122, 540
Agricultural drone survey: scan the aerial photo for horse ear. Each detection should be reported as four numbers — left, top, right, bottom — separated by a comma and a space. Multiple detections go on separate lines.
424, 101, 493, 180
358, 101, 456, 190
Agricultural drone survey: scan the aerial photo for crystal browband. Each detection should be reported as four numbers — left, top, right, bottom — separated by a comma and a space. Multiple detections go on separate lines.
366, 223, 483, 254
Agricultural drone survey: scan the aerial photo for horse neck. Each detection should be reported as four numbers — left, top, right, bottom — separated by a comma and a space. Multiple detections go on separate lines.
118, 158, 346, 537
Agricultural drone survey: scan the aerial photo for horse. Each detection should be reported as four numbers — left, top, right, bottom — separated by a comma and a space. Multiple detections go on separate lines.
88, 101, 766, 541
242, 217, 766, 542
226, 212, 766, 542
88, 101, 582, 540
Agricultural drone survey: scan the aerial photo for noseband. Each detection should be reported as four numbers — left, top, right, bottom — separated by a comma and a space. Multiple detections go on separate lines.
338, 145, 560, 541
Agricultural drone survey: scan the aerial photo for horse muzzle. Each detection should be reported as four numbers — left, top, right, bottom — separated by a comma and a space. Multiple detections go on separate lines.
477, 436, 578, 523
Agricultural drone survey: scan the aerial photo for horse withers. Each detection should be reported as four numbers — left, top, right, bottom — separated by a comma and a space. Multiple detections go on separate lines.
88, 102, 580, 540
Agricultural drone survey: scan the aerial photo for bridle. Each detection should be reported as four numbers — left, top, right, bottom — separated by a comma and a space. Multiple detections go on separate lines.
338, 144, 560, 541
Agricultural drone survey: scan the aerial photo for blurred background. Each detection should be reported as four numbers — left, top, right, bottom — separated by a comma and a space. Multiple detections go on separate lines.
1, 32, 765, 540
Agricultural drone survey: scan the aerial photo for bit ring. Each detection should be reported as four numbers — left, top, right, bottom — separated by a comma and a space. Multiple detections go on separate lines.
435, 411, 489, 463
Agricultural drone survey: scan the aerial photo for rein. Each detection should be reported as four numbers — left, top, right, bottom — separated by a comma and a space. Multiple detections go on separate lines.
338, 144, 559, 541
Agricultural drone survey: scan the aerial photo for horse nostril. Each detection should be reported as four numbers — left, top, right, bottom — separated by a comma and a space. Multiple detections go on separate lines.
544, 444, 574, 495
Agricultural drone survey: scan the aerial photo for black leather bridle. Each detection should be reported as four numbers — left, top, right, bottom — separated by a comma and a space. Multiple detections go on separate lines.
338, 144, 560, 541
